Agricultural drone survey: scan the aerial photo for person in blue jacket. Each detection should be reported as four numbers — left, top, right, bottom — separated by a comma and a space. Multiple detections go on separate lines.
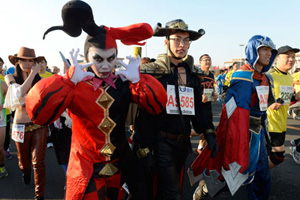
192, 35, 277, 200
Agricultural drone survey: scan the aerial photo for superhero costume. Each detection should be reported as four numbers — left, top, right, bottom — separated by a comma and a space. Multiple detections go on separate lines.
190, 35, 277, 200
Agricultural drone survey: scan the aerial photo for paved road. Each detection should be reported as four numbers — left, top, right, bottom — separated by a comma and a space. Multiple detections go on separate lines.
1, 102, 300, 199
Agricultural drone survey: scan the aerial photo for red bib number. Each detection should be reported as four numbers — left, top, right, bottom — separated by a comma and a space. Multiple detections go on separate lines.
11, 124, 25, 143
166, 85, 195, 115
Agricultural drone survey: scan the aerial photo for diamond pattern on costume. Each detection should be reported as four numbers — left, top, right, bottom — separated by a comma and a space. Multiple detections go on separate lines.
97, 92, 114, 109
98, 163, 119, 176
100, 143, 116, 158
99, 117, 116, 135
96, 89, 116, 135
96, 88, 116, 161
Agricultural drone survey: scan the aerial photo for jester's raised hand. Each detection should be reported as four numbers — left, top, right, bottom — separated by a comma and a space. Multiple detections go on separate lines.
115, 55, 141, 83
69, 48, 94, 85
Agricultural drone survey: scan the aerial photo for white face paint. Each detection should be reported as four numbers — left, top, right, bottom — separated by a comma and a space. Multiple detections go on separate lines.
88, 47, 117, 79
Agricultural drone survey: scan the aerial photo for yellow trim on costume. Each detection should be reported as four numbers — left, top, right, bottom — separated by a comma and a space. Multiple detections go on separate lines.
96, 86, 116, 161
231, 77, 253, 82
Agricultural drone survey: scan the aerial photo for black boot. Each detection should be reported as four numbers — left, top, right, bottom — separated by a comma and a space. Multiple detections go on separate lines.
22, 172, 31, 185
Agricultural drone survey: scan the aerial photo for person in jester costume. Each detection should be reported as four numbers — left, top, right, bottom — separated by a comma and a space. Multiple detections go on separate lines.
191, 35, 278, 200
25, 1, 167, 199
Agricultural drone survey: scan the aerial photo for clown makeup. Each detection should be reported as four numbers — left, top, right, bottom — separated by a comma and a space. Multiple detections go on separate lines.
88, 47, 117, 79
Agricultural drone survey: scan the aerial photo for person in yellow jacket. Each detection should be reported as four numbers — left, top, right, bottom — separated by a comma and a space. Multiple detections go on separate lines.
39, 58, 53, 78
267, 45, 300, 169
224, 62, 238, 86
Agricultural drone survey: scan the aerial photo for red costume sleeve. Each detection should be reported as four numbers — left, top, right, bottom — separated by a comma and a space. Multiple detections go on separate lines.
26, 71, 76, 126
130, 74, 167, 115
26, 68, 167, 126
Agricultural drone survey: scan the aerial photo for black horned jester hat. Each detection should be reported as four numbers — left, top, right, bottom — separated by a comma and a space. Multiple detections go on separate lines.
43, 0, 153, 59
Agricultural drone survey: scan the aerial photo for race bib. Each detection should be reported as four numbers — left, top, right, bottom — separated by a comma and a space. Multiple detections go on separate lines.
256, 86, 269, 111
279, 85, 294, 105
11, 124, 25, 143
203, 88, 214, 102
166, 85, 195, 115
226, 97, 237, 119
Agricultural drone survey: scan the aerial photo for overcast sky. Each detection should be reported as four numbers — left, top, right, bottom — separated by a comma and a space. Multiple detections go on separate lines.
1, 0, 300, 70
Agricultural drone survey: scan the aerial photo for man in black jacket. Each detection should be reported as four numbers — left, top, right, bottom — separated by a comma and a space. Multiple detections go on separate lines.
134, 19, 218, 200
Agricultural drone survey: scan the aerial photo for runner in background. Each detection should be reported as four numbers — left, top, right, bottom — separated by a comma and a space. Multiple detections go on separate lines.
267, 45, 300, 169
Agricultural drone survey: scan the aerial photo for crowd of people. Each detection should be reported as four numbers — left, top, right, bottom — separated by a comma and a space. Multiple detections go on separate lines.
0, 1, 300, 200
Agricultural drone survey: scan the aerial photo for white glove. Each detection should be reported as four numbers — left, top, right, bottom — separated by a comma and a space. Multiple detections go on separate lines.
61, 111, 72, 129
69, 48, 94, 85
115, 55, 141, 83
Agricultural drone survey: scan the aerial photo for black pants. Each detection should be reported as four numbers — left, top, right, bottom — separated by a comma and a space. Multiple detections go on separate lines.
132, 144, 154, 200
154, 135, 189, 200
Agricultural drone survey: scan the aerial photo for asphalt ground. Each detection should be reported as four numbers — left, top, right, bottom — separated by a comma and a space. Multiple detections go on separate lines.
1, 101, 300, 199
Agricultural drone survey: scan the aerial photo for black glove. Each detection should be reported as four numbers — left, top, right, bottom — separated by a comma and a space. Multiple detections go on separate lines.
204, 129, 218, 158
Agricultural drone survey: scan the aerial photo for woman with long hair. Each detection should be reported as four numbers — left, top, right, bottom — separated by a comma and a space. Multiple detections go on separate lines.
4, 47, 48, 200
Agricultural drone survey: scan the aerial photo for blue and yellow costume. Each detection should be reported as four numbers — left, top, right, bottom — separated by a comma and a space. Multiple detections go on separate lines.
191, 35, 277, 200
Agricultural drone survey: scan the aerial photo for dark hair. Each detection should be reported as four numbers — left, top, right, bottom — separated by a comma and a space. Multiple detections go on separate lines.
0, 57, 3, 63
141, 57, 151, 65
199, 54, 210, 61
166, 30, 189, 40
220, 69, 224, 73
229, 65, 233, 70
14, 62, 41, 86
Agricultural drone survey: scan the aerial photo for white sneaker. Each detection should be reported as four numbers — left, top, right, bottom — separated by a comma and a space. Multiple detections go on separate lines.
290, 146, 300, 164
290, 139, 296, 147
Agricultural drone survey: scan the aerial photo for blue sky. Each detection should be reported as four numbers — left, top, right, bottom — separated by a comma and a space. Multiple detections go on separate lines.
0, 0, 300, 70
